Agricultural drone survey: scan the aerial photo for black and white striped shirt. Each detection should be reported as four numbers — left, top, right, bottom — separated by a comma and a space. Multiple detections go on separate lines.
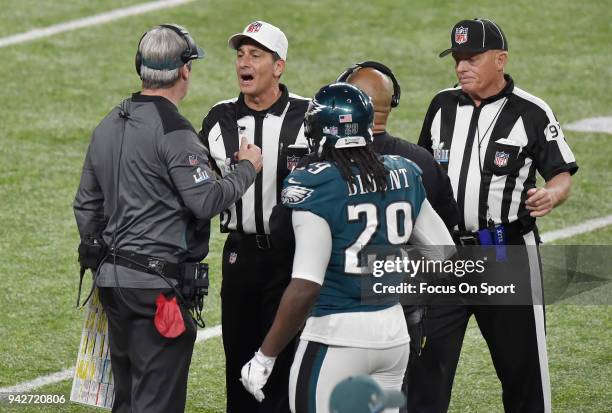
200, 84, 309, 234
418, 75, 578, 232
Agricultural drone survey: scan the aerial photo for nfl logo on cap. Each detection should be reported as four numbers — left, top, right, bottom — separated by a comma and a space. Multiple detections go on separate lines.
247, 22, 262, 33
455, 26, 468, 44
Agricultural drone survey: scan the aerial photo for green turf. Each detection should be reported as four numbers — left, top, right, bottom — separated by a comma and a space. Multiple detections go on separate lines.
0, 1, 147, 37
0, 0, 610, 411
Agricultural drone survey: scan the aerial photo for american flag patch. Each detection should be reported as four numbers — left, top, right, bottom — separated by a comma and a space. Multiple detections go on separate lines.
339, 114, 352, 123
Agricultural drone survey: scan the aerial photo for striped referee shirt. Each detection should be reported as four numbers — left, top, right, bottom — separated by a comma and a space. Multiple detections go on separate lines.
200, 84, 309, 234
418, 75, 578, 232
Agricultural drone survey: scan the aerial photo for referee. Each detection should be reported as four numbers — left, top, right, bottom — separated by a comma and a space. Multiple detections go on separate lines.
407, 18, 578, 413
199, 21, 309, 413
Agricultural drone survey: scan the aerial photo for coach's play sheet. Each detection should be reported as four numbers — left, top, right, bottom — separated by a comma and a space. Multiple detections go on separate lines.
70, 289, 114, 409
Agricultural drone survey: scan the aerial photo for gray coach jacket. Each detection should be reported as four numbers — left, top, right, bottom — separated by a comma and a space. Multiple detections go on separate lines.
74, 93, 256, 288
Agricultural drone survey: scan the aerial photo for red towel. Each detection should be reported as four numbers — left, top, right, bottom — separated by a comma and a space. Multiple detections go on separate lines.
154, 293, 186, 338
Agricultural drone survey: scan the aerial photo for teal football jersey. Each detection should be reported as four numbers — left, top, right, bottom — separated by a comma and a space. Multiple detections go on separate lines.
281, 155, 426, 317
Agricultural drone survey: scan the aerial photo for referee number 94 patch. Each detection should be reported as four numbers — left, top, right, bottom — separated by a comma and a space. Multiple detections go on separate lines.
545, 121, 565, 141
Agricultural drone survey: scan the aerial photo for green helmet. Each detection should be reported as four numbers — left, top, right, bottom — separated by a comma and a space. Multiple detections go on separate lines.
304, 82, 374, 152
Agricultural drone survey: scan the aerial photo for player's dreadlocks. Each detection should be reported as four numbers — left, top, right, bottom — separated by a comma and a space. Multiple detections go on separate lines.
310, 141, 389, 194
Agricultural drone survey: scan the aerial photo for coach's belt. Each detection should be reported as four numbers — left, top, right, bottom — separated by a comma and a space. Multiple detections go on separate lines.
107, 249, 182, 278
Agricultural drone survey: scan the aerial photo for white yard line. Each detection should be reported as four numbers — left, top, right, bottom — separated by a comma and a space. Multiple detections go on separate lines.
0, 0, 194, 48
0, 323, 221, 395
540, 214, 612, 243
0, 369, 75, 395
564, 117, 612, 134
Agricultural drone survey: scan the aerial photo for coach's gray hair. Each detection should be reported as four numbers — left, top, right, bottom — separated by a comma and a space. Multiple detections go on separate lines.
139, 24, 188, 89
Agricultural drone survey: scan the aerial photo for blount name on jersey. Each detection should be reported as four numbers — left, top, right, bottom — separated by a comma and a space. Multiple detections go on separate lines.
347, 167, 411, 196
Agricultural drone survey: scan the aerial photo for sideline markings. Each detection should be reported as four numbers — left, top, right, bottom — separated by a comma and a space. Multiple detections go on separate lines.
0, 0, 194, 48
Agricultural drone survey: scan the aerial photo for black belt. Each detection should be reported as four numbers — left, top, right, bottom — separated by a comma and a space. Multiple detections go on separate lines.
107, 249, 182, 279
452, 230, 481, 246
229, 232, 273, 249
453, 221, 526, 246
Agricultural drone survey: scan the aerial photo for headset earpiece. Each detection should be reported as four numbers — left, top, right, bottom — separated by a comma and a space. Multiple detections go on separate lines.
134, 31, 148, 78
135, 24, 196, 79
336, 61, 401, 108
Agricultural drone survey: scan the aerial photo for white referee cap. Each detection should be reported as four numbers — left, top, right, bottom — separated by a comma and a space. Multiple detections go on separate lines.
228, 21, 288, 60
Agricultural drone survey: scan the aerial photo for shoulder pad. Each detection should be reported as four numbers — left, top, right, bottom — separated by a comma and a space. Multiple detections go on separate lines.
383, 154, 423, 176
281, 162, 343, 210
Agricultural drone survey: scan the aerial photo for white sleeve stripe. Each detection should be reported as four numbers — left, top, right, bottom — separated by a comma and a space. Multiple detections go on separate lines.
409, 199, 455, 261
291, 273, 325, 284
512, 87, 557, 123
512, 87, 576, 164
291, 210, 332, 286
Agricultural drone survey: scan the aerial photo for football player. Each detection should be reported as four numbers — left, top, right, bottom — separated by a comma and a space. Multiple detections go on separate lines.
240, 83, 454, 413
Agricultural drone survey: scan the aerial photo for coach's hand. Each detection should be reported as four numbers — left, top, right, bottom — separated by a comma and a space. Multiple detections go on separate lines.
240, 349, 276, 402
237, 137, 263, 173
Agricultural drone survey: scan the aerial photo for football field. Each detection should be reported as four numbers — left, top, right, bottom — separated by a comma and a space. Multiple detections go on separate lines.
0, 0, 610, 411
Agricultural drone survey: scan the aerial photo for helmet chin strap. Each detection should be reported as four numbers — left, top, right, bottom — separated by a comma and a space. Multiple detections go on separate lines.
317, 136, 327, 156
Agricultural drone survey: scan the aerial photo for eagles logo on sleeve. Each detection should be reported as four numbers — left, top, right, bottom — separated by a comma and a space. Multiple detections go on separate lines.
281, 185, 314, 205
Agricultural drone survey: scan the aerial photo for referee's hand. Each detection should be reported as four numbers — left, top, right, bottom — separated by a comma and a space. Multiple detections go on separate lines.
238, 136, 263, 173
525, 187, 555, 217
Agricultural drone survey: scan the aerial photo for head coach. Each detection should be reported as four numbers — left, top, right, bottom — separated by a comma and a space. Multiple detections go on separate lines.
408, 18, 578, 413
73, 24, 262, 413
199, 21, 309, 412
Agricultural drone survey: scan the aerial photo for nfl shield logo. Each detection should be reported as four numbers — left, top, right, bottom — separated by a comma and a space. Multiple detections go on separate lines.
287, 155, 300, 171
247, 22, 262, 33
229, 252, 237, 264
494, 151, 510, 167
188, 154, 199, 166
455, 26, 468, 44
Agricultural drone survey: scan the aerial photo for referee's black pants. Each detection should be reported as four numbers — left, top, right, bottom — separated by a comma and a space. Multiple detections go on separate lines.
99, 287, 197, 413
221, 232, 296, 413
403, 231, 551, 413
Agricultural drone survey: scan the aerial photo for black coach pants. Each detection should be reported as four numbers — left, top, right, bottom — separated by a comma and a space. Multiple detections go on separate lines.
99, 287, 197, 413
403, 235, 550, 413
221, 232, 296, 413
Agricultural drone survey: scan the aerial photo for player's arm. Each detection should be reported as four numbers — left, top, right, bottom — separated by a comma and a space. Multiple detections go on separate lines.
262, 209, 331, 353
409, 198, 456, 261
240, 210, 331, 402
